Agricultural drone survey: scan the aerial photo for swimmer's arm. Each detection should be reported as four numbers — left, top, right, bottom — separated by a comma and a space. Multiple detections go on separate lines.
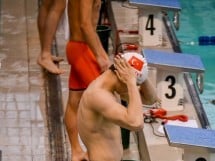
124, 80, 144, 130
80, 0, 109, 71
139, 79, 160, 105
92, 87, 143, 131
80, 0, 100, 53
106, 56, 143, 130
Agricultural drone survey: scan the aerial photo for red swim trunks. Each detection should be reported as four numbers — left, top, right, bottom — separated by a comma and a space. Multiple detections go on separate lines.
66, 41, 101, 90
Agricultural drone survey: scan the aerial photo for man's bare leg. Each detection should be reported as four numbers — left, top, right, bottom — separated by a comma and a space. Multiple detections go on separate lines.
64, 91, 89, 161
37, 0, 65, 74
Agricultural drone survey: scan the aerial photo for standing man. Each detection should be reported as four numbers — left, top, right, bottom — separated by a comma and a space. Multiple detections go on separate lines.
37, 0, 66, 74
64, 0, 111, 161
77, 53, 160, 161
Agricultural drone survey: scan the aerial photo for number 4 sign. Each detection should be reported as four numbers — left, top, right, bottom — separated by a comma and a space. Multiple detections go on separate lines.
138, 7, 163, 47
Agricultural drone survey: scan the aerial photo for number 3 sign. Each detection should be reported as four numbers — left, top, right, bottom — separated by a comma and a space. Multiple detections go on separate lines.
157, 71, 184, 111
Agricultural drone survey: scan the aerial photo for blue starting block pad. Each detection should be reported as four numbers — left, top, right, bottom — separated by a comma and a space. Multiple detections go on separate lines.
164, 125, 215, 151
143, 49, 205, 73
129, 0, 181, 11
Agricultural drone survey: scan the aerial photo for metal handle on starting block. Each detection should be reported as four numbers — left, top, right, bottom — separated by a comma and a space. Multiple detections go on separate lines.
196, 73, 204, 94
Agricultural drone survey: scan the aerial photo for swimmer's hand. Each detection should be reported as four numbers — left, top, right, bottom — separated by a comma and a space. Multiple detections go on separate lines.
96, 54, 111, 72
114, 55, 136, 85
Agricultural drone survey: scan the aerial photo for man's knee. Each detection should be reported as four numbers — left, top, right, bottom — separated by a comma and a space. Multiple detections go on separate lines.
42, 0, 52, 9
41, 0, 66, 11
52, 0, 66, 11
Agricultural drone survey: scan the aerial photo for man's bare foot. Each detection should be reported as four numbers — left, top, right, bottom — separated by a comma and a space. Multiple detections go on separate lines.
37, 55, 64, 74
52, 55, 64, 63
71, 151, 89, 161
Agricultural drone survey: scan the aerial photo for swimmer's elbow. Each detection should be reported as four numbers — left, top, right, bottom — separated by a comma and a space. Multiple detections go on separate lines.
135, 121, 144, 131
129, 119, 144, 131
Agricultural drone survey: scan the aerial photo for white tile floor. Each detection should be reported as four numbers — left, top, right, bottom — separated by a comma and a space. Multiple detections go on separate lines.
0, 0, 49, 160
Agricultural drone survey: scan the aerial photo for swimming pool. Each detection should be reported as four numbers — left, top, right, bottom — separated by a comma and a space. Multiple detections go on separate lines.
175, 0, 215, 129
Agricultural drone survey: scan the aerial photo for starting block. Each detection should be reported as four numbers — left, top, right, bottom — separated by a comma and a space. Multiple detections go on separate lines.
129, 0, 181, 46
164, 125, 215, 161
129, 0, 181, 11
143, 49, 205, 111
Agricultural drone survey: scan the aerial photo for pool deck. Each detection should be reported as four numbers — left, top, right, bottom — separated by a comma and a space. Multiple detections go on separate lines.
0, 0, 140, 161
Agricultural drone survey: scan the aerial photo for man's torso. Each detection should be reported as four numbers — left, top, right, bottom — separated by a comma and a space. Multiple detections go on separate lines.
78, 85, 124, 161
67, 0, 101, 41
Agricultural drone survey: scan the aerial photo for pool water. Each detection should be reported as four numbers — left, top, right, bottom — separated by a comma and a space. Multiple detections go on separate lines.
175, 0, 215, 129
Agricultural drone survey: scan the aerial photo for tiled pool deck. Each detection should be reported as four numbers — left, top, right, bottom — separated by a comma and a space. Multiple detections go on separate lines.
0, 0, 139, 161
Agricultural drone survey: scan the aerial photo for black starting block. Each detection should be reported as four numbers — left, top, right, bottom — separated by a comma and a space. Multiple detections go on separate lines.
164, 125, 215, 161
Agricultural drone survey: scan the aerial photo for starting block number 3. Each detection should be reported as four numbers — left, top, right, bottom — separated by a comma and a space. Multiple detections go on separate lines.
157, 71, 184, 111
